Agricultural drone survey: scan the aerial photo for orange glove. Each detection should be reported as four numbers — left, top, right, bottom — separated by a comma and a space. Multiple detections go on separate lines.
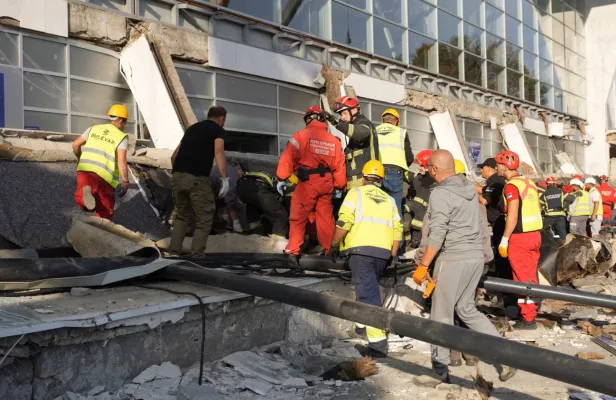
498, 237, 509, 258
423, 279, 436, 298
413, 264, 429, 284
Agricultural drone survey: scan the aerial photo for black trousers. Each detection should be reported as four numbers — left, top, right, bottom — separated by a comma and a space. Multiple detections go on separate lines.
491, 216, 517, 312
543, 215, 567, 239
236, 179, 289, 237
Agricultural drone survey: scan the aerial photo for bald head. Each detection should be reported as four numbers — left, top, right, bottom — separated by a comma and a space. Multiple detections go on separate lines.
428, 149, 456, 183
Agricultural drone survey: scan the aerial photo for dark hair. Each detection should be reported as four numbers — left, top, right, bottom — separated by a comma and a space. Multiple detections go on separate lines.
207, 106, 227, 119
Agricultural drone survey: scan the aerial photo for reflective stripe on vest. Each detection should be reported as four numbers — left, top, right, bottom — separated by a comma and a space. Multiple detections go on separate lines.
344, 126, 377, 189
376, 123, 408, 170
572, 190, 592, 216
243, 172, 274, 187
542, 186, 565, 217
77, 124, 126, 188
503, 176, 543, 233
589, 187, 604, 216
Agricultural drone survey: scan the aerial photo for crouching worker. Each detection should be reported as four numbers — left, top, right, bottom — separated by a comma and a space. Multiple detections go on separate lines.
329, 160, 403, 358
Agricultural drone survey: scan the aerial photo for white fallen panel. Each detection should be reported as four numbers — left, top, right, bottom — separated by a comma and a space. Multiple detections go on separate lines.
343, 73, 406, 105
0, 0, 68, 37
120, 36, 185, 150
555, 152, 583, 175
428, 111, 470, 173
549, 122, 565, 137
500, 123, 539, 173
523, 117, 547, 135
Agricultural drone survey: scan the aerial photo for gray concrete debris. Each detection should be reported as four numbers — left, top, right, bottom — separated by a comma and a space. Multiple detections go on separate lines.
177, 384, 224, 400
71, 287, 92, 297
222, 351, 289, 384
282, 377, 308, 388
87, 386, 105, 396
132, 365, 159, 384
568, 309, 599, 321
34, 308, 54, 314
132, 362, 182, 384
236, 378, 274, 395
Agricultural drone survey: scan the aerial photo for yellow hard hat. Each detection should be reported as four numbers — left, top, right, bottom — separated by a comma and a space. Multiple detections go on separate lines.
108, 104, 129, 120
362, 160, 385, 179
454, 159, 466, 175
381, 108, 400, 121
288, 174, 299, 184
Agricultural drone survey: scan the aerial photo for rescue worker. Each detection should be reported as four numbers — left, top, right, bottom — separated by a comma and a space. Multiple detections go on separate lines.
375, 108, 413, 225
598, 175, 615, 223
495, 150, 542, 330
414, 150, 516, 383
325, 97, 379, 190
566, 178, 591, 236
210, 160, 243, 233
277, 106, 346, 262
540, 176, 567, 241
72, 104, 130, 220
329, 160, 402, 358
236, 169, 289, 238
585, 177, 603, 237
407, 150, 435, 247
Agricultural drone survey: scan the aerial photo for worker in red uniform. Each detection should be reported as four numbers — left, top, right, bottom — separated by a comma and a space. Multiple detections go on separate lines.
276, 106, 346, 263
598, 175, 615, 224
495, 150, 543, 330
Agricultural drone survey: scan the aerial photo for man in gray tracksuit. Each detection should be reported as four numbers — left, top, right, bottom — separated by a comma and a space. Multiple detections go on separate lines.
414, 150, 516, 383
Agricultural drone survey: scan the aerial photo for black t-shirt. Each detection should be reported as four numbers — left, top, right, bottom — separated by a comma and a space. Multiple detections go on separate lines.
482, 173, 506, 225
172, 120, 226, 177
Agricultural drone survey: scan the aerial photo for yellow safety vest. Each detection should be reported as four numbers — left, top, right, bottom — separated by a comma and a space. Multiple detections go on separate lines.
503, 176, 543, 233
337, 184, 403, 259
376, 123, 408, 171
571, 190, 591, 216
243, 172, 274, 187
589, 187, 604, 217
77, 124, 127, 188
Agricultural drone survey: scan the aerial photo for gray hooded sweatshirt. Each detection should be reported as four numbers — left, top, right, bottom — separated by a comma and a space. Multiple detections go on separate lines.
421, 174, 484, 262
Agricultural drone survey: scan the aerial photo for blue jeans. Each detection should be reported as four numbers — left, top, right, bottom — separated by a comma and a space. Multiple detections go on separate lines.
382, 168, 404, 250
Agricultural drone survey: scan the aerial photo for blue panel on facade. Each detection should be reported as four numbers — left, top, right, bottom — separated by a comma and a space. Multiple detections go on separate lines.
0, 72, 4, 128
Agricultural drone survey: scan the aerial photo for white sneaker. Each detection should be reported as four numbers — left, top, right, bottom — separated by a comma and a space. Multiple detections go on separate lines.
82, 186, 96, 211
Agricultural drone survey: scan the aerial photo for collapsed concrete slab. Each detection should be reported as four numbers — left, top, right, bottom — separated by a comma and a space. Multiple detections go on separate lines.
68, 2, 128, 48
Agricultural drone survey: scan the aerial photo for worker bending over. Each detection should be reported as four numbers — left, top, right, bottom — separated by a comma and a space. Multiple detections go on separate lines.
540, 176, 567, 242
72, 104, 130, 220
407, 150, 435, 248
585, 177, 603, 237
566, 178, 591, 236
598, 175, 615, 223
277, 106, 346, 262
330, 160, 402, 358
495, 150, 542, 330
414, 150, 516, 383
325, 97, 378, 189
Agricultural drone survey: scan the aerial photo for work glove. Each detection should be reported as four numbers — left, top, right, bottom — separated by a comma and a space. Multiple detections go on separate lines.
218, 177, 230, 198
498, 236, 509, 258
232, 219, 243, 233
324, 111, 339, 126
118, 181, 129, 198
333, 189, 343, 199
276, 181, 287, 197
412, 264, 428, 284
329, 243, 340, 261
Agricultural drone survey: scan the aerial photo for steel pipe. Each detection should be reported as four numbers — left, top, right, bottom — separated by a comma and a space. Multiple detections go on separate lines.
161, 264, 616, 396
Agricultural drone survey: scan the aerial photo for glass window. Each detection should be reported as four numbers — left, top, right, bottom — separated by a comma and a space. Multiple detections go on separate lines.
486, 33, 505, 65
553, 43, 565, 66
216, 75, 276, 106
222, 0, 277, 23
506, 16, 521, 46
564, 3, 576, 28
524, 51, 537, 77
576, 34, 585, 57
337, 0, 368, 10
523, 25, 537, 53
540, 83, 553, 107
373, 0, 402, 24
537, 0, 551, 11
178, 9, 210, 33
554, 65, 566, 90
406, 110, 432, 132
279, 110, 306, 134
552, 0, 564, 21
465, 53, 483, 86
279, 87, 318, 112
0, 32, 18, 66
464, 0, 483, 27
523, 1, 537, 27
374, 18, 404, 61
70, 79, 133, 116
525, 76, 538, 102
24, 111, 67, 132
332, 2, 369, 51
553, 19, 564, 44
89, 0, 129, 12
439, 0, 460, 16
139, 0, 174, 24
188, 98, 214, 121
177, 68, 214, 97
539, 34, 552, 60
23, 37, 66, 73
226, 131, 278, 155
439, 10, 461, 47
408, 0, 436, 37
540, 58, 553, 84
566, 51, 579, 73
508, 70, 522, 97
438, 44, 461, 79
71, 115, 109, 134
486, 4, 505, 37
70, 46, 123, 85
409, 130, 436, 153
537, 7, 552, 37
506, 0, 520, 19
218, 101, 277, 132
409, 32, 437, 71
463, 23, 483, 56
282, 0, 328, 37
23, 72, 67, 111
506, 42, 521, 71
487, 62, 506, 93
575, 10, 584, 34
486, 0, 505, 10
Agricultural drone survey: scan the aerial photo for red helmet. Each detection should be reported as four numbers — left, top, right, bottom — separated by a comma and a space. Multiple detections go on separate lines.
573, 174, 583, 181
333, 96, 360, 114
538, 182, 548, 189
304, 106, 325, 124
495, 150, 520, 170
546, 176, 556, 184
601, 175, 608, 181
562, 185, 572, 194
416, 149, 433, 168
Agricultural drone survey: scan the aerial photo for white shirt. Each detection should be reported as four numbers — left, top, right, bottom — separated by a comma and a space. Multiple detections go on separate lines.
589, 188, 601, 204
81, 127, 128, 151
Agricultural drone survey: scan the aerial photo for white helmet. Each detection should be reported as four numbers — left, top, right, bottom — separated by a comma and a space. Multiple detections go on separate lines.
584, 177, 597, 186
570, 178, 584, 187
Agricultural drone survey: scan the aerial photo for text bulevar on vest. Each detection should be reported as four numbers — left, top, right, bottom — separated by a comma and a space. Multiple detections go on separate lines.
375, 123, 408, 170
77, 124, 127, 188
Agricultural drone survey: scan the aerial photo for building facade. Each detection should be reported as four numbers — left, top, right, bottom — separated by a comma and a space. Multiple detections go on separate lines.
0, 0, 612, 176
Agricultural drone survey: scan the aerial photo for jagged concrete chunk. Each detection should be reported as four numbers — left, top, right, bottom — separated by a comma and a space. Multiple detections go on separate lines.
222, 351, 289, 384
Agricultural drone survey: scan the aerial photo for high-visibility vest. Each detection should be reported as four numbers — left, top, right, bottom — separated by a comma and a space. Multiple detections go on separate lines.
242, 171, 275, 187
376, 123, 408, 171
337, 184, 403, 259
571, 190, 591, 216
344, 115, 378, 190
503, 176, 543, 233
540, 186, 565, 217
77, 124, 127, 188
589, 187, 604, 217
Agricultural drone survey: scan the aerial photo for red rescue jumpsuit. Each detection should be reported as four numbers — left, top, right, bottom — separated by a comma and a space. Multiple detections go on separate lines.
598, 182, 616, 222
277, 120, 346, 255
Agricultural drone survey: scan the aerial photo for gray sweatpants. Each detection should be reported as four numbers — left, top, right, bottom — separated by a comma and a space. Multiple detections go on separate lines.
569, 215, 589, 236
430, 257, 500, 373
